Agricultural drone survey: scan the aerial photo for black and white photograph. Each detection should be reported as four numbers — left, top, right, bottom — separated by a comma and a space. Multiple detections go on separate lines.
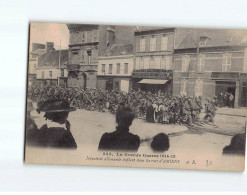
24, 22, 246, 172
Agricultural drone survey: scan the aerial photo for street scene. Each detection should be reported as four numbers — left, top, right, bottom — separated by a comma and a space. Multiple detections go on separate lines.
25, 22, 246, 171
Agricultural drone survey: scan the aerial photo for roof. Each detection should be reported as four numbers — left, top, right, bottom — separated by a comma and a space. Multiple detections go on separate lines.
38, 49, 68, 68
175, 28, 247, 50
31, 48, 46, 56
105, 43, 133, 56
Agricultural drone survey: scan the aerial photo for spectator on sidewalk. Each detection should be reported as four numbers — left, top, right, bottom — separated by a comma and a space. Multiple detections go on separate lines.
151, 133, 170, 152
98, 106, 140, 151
223, 132, 246, 155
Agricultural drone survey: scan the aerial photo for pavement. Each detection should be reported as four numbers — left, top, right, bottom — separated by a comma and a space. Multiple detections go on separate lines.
26, 106, 246, 171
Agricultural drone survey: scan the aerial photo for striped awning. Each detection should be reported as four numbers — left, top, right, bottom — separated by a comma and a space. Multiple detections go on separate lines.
138, 79, 168, 85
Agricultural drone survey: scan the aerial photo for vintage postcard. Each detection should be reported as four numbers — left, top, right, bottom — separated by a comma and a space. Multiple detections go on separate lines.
25, 22, 246, 171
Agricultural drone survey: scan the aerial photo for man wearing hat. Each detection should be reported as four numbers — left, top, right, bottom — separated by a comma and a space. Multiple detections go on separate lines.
26, 99, 77, 149
98, 106, 140, 151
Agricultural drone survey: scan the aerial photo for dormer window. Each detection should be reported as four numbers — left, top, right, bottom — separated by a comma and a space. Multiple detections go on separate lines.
199, 36, 210, 46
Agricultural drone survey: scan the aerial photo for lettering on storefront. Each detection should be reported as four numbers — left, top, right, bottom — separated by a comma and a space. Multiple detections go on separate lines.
211, 72, 240, 80
132, 70, 172, 79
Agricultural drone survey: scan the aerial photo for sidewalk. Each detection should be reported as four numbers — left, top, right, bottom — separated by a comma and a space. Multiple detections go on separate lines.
216, 107, 247, 117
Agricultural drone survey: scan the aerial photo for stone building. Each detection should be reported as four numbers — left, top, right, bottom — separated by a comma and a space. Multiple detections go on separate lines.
36, 49, 68, 87
131, 28, 176, 95
97, 44, 134, 92
66, 24, 135, 89
173, 28, 247, 107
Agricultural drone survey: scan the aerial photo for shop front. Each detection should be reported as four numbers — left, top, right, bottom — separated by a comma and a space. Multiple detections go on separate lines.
211, 72, 247, 107
131, 69, 173, 95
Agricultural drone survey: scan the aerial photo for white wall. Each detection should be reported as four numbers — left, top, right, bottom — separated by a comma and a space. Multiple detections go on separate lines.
36, 68, 68, 79
98, 56, 134, 76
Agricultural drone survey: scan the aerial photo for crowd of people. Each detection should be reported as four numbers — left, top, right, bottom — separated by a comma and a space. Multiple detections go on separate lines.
218, 91, 235, 108
28, 84, 218, 127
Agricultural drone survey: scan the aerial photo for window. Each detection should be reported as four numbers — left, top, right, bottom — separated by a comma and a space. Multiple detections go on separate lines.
61, 69, 64, 77
222, 54, 231, 72
41, 71, 44, 79
166, 56, 171, 70
150, 36, 156, 51
161, 57, 166, 69
144, 58, 149, 69
135, 58, 139, 70
71, 52, 79, 64
124, 63, 128, 74
49, 71, 52, 78
161, 36, 168, 50
194, 79, 203, 97
140, 58, 144, 69
140, 38, 146, 52
182, 55, 190, 72
109, 64, 112, 74
198, 55, 204, 72
150, 57, 155, 69
87, 50, 92, 64
101, 64, 105, 73
116, 63, 120, 74
181, 79, 187, 96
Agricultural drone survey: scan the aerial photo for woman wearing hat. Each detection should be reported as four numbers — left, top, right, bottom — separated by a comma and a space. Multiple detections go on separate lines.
26, 99, 77, 149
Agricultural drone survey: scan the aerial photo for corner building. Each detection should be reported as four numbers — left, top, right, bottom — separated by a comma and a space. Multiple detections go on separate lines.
173, 29, 247, 107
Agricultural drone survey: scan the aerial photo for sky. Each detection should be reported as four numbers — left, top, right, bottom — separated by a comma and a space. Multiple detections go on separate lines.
29, 22, 69, 51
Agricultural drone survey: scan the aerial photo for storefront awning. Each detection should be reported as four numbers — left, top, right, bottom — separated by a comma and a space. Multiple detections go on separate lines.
138, 79, 168, 85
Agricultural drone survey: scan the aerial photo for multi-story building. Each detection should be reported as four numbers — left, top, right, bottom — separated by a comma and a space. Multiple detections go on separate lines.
97, 44, 134, 92
36, 49, 68, 86
132, 28, 176, 95
28, 43, 46, 86
173, 28, 247, 107
66, 24, 135, 89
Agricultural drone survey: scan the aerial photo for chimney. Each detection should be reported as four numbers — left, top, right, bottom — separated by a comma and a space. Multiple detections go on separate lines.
46, 42, 54, 53
106, 25, 115, 47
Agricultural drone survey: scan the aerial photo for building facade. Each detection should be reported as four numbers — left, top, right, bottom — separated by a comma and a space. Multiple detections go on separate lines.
97, 54, 134, 92
36, 49, 68, 87
132, 28, 176, 95
67, 24, 136, 89
173, 29, 247, 107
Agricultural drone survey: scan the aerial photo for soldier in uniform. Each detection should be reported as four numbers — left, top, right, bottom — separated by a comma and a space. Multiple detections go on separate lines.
204, 98, 217, 127
182, 97, 193, 126
98, 106, 140, 151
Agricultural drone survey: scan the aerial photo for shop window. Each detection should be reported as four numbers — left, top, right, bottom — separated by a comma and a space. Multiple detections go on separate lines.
181, 79, 187, 95
116, 63, 120, 74
140, 38, 146, 52
150, 36, 156, 51
161, 35, 168, 50
222, 54, 231, 72
124, 63, 128, 74
41, 71, 45, 79
109, 64, 112, 74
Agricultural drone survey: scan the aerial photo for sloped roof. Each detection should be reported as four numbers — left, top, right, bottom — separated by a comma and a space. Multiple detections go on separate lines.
38, 49, 68, 68
105, 43, 133, 56
175, 28, 247, 50
32, 48, 46, 56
